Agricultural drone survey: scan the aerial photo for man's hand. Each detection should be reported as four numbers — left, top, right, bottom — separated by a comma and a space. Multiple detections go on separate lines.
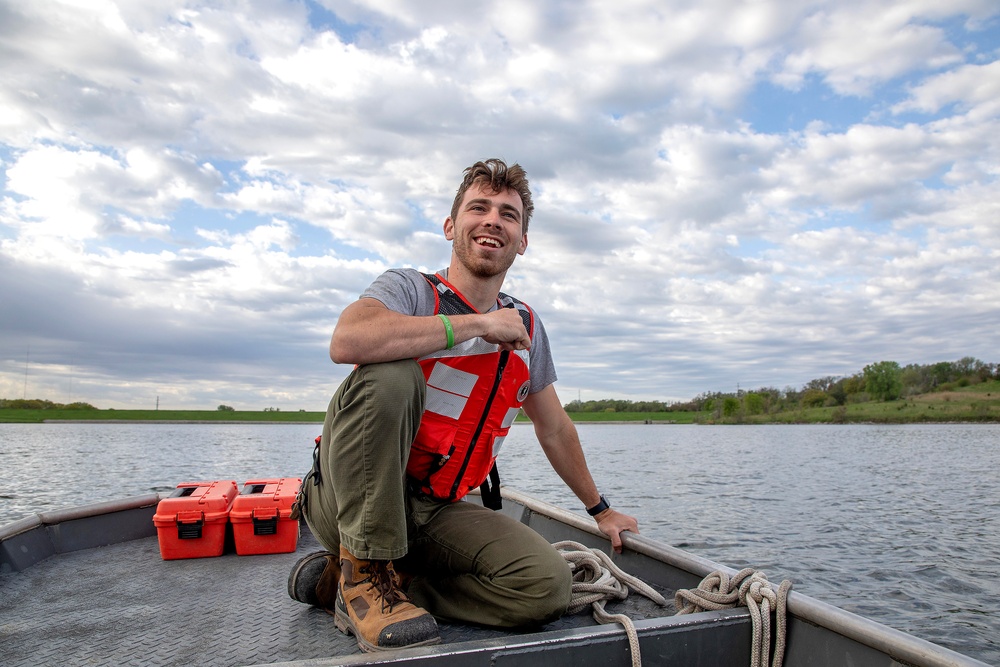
479, 307, 531, 351
594, 508, 640, 554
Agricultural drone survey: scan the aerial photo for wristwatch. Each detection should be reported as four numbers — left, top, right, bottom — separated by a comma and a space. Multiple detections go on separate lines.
586, 494, 610, 516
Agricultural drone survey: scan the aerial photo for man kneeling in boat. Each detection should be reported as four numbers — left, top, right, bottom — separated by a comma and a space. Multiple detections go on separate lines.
288, 158, 639, 653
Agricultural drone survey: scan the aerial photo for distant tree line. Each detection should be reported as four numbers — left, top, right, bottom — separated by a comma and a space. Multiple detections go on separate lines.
563, 398, 673, 413
6, 357, 995, 416
564, 357, 998, 416
0, 398, 97, 410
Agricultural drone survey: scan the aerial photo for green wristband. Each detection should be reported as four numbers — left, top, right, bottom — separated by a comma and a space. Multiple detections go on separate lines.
437, 313, 455, 349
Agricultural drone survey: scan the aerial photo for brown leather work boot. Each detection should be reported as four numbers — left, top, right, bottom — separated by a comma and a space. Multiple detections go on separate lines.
335, 546, 440, 652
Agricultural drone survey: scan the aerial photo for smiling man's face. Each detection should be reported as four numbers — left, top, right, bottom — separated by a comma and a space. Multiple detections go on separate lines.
444, 182, 528, 279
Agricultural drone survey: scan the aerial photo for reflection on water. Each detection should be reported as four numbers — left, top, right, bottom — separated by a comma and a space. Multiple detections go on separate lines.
1, 421, 998, 664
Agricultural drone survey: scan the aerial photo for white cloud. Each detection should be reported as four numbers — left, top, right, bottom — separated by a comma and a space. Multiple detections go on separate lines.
894, 59, 1000, 116
775, 1, 965, 95
1, 0, 999, 408
3, 143, 223, 251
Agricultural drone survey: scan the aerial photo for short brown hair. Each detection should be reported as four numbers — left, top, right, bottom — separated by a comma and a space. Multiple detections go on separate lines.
451, 159, 534, 233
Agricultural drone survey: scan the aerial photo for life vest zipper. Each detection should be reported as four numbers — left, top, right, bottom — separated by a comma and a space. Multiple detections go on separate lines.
449, 349, 509, 500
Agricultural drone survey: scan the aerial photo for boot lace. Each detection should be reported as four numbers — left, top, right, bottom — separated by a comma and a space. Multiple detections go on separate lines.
360, 561, 408, 612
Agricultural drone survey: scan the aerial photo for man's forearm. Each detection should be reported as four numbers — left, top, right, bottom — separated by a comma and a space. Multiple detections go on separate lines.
330, 308, 455, 364
329, 300, 530, 365
536, 419, 602, 509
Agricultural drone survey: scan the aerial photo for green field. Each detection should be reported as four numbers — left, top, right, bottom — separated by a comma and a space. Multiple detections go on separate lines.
3, 381, 997, 424
0, 408, 700, 425
552, 411, 698, 424
714, 380, 1000, 424
0, 408, 327, 424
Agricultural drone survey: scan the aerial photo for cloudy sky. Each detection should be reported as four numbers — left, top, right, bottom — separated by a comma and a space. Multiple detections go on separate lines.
1, 0, 998, 411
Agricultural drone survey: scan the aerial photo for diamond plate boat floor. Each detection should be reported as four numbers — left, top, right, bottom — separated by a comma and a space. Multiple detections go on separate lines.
0, 529, 673, 667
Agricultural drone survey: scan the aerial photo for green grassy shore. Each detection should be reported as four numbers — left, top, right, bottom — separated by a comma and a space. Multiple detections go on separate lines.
702, 380, 1000, 424
2, 382, 998, 424
0, 408, 327, 424
0, 408, 695, 424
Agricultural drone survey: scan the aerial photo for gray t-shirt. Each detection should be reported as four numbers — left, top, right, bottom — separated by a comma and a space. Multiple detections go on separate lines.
360, 268, 558, 395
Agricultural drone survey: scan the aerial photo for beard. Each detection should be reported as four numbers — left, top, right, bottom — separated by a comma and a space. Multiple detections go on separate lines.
452, 236, 519, 278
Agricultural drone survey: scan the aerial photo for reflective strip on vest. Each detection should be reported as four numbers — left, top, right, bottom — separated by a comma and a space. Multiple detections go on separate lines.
425, 362, 478, 420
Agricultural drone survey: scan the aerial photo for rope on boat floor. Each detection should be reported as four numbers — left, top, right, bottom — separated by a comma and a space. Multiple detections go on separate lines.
675, 568, 793, 667
555, 540, 668, 667
557, 542, 793, 667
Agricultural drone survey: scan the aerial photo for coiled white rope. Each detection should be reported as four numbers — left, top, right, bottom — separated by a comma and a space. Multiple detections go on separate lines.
674, 568, 793, 667
555, 541, 668, 667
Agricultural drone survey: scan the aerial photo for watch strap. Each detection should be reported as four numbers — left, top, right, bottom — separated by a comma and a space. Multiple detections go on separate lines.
586, 494, 610, 516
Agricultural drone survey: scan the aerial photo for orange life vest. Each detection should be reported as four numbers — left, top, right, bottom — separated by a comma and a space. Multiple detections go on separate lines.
404, 273, 534, 504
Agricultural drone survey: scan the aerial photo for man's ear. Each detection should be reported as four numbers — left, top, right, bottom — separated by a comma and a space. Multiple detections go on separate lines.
443, 217, 455, 240
517, 233, 528, 255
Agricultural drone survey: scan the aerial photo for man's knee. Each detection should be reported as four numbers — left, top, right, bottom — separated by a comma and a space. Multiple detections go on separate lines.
356, 358, 422, 382
522, 550, 572, 623
488, 545, 572, 626
328, 359, 425, 429
353, 359, 425, 405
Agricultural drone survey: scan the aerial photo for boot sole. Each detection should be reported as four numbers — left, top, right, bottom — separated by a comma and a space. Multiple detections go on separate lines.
333, 605, 441, 653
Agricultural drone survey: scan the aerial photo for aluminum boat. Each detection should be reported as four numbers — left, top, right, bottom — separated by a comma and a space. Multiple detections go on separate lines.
0, 487, 988, 666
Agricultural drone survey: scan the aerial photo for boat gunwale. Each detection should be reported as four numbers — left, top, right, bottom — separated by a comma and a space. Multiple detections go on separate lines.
253, 609, 754, 667
0, 492, 162, 540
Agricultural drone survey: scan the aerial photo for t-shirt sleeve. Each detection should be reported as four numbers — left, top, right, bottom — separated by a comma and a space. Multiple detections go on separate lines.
359, 268, 436, 316
528, 311, 558, 394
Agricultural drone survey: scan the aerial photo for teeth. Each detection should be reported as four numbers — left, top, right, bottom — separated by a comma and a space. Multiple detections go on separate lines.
476, 237, 501, 247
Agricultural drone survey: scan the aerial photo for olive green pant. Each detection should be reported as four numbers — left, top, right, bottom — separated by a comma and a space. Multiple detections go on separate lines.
300, 359, 571, 627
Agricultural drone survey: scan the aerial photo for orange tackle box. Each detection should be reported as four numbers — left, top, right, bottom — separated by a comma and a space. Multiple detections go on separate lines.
153, 480, 238, 560
229, 478, 302, 556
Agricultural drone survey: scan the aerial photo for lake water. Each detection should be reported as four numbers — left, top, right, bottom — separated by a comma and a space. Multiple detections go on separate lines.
1, 422, 997, 664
